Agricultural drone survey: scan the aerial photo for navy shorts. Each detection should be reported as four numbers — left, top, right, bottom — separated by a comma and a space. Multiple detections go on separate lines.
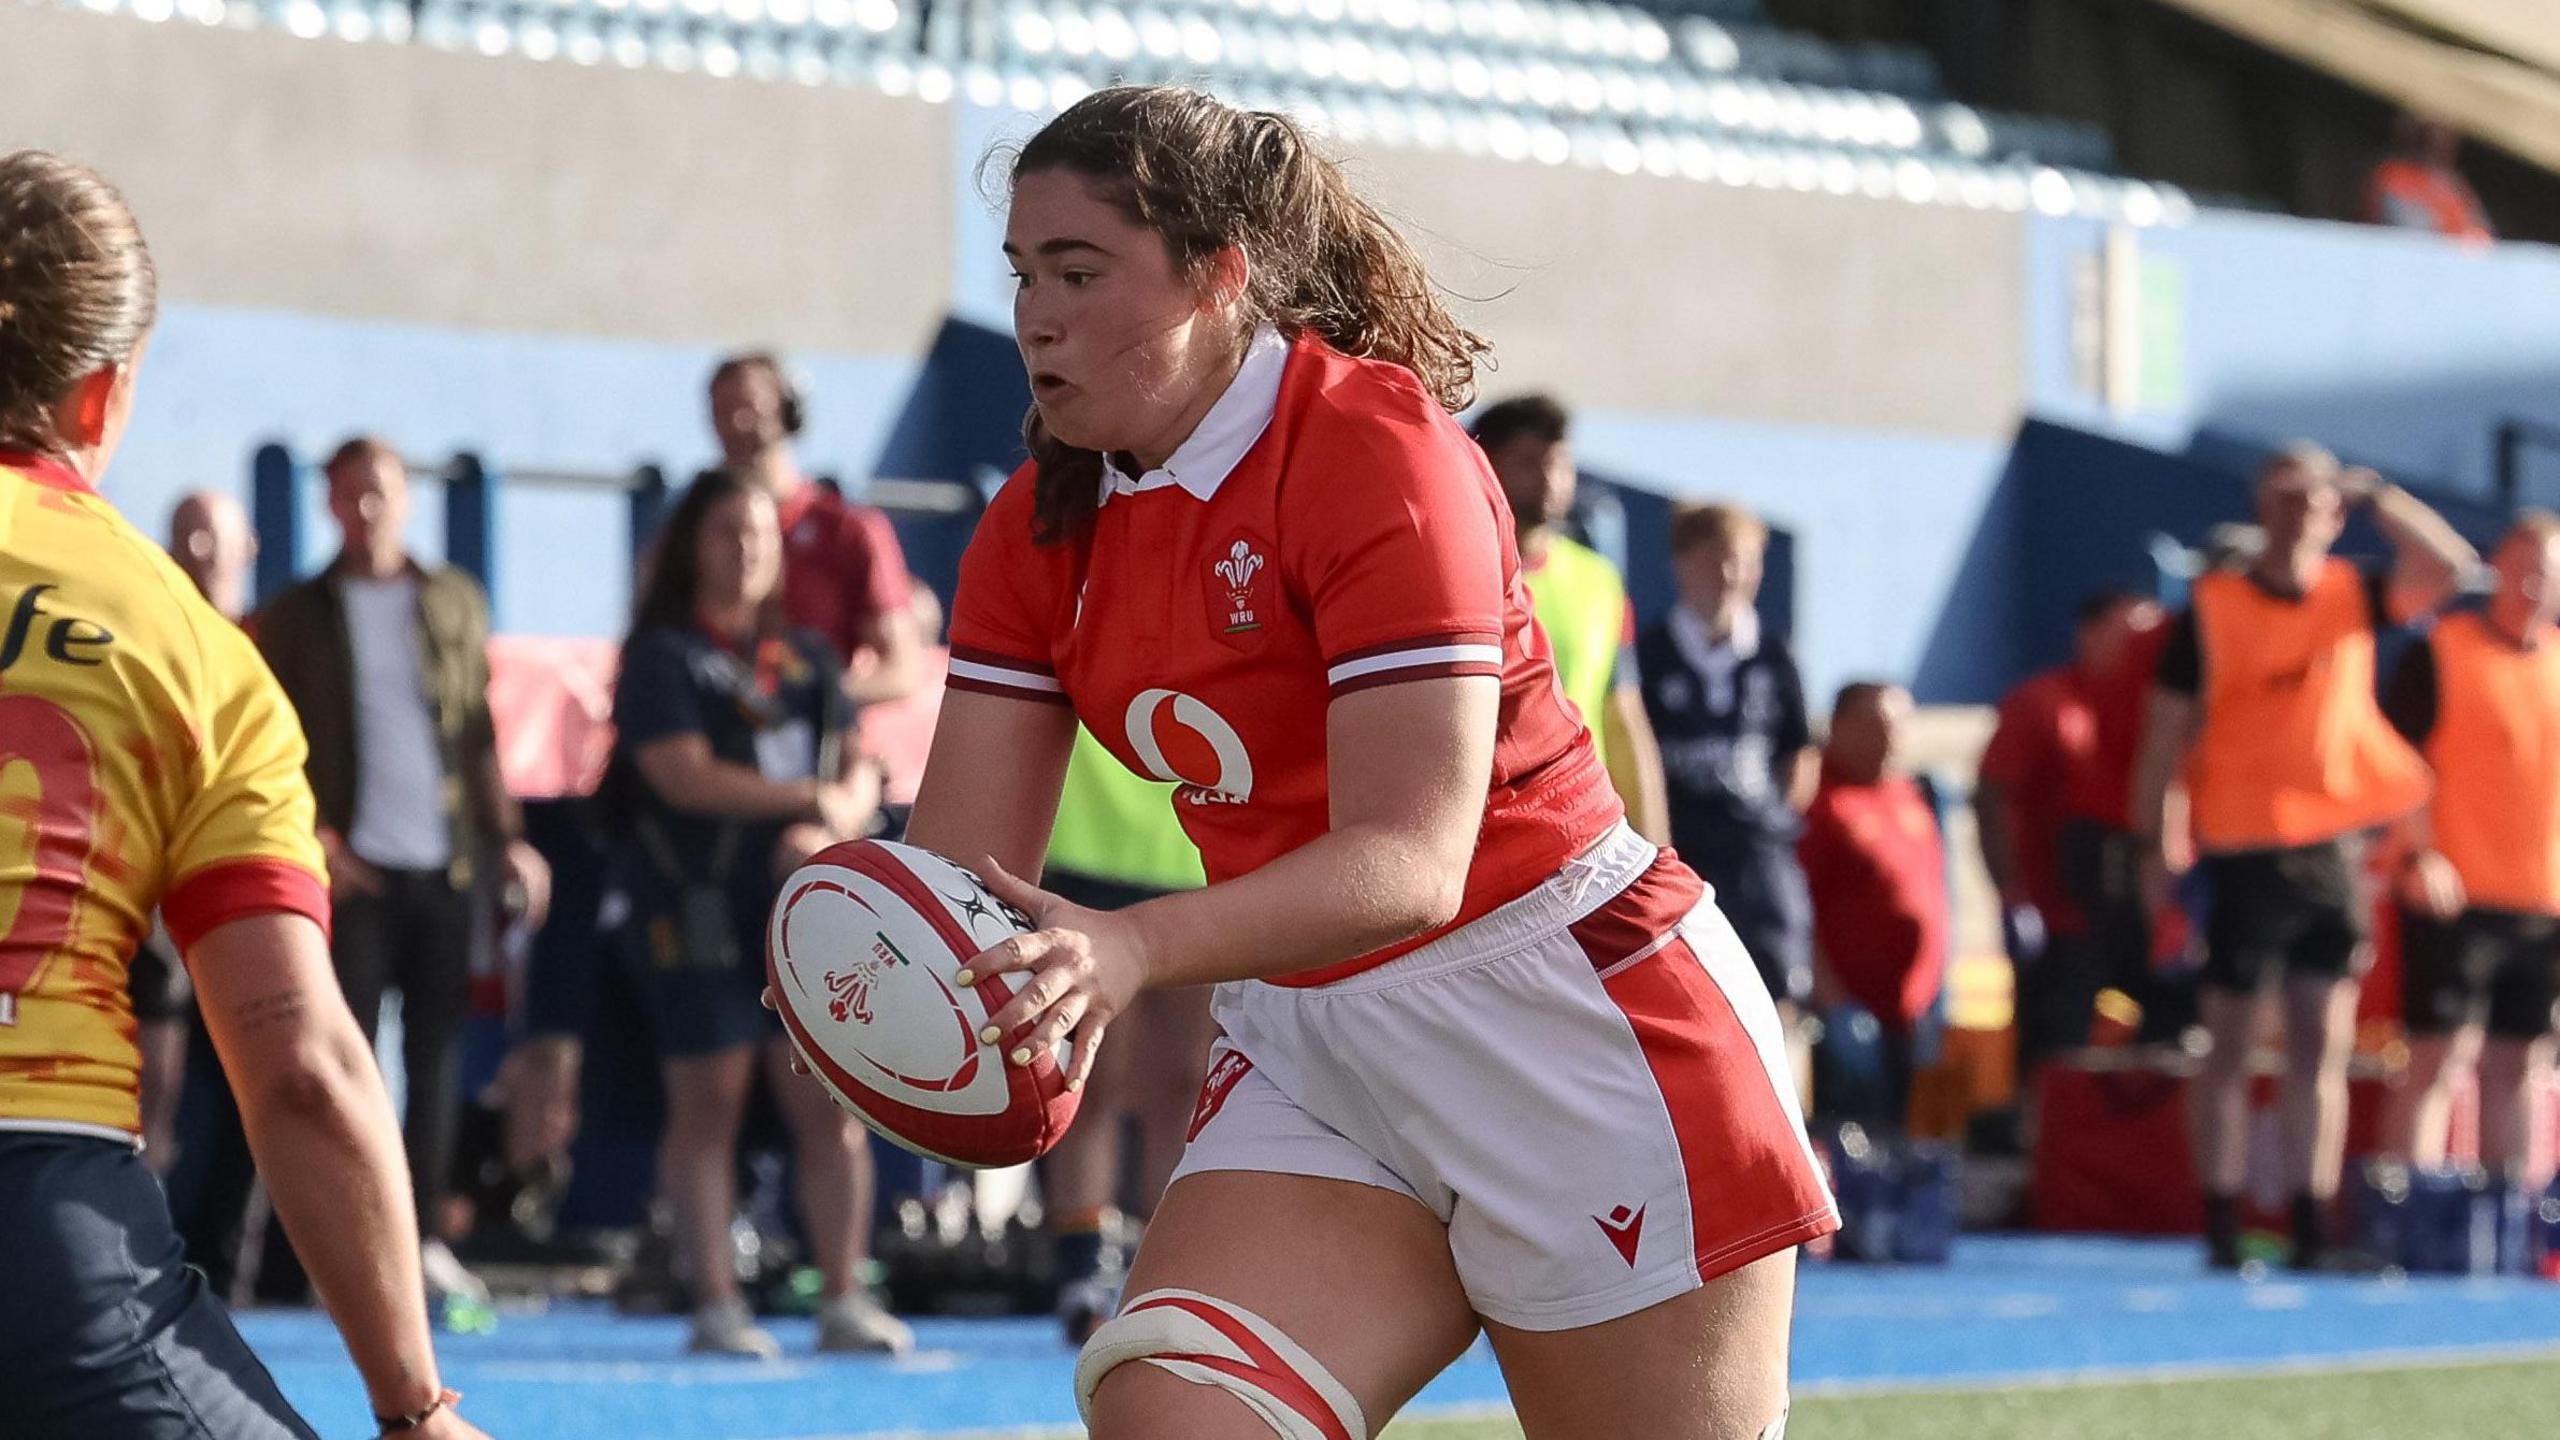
2199, 835, 2371, 993
0, 1132, 317, 1440
2401, 908, 2560, 1040
1684, 843, 1814, 1008
620, 881, 781, 1060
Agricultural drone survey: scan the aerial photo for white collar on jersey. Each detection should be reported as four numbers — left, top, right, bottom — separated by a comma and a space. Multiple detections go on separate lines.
1670, 602, 1760, 670
1097, 324, 1290, 507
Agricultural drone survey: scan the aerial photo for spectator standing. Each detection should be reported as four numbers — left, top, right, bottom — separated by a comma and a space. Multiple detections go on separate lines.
169, 488, 257, 622
1639, 504, 1819, 1031
1037, 728, 1214, 1342
2132, 444, 2474, 1269
1977, 590, 2158, 1078
710, 352, 924, 704
2365, 113, 2494, 245
2382, 513, 2560, 1189
128, 490, 258, 1170
1799, 682, 1950, 1128
609, 470, 910, 1358
2057, 535, 2263, 1052
1470, 395, 1668, 842
255, 437, 553, 1308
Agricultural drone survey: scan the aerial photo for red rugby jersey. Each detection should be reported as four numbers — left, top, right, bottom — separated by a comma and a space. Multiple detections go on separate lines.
947, 331, 1621, 983
777, 482, 913, 670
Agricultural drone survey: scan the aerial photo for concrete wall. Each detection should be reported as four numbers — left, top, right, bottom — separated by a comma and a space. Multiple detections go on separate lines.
1339, 146, 2025, 438
0, 5, 951, 352
2024, 211, 2560, 505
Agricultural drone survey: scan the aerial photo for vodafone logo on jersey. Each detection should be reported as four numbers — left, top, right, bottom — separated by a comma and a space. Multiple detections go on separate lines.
1124, 688, 1254, 806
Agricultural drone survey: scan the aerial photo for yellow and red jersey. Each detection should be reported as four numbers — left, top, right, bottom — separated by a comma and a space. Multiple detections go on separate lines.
1, 453, 327, 1140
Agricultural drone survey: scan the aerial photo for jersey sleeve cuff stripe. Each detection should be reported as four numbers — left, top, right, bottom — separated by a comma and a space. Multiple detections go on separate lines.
162, 858, 332, 958
1326, 631, 1501, 666
947, 644, 1056, 677
1329, 657, 1506, 696
1325, 642, 1506, 687
946, 656, 1065, 694
946, 673, 1074, 706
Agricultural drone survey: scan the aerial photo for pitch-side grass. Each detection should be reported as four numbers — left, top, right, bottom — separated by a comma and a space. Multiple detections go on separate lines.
1381, 1356, 2560, 1439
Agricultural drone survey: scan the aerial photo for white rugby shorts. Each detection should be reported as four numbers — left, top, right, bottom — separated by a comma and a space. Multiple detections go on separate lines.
1171, 823, 1840, 1332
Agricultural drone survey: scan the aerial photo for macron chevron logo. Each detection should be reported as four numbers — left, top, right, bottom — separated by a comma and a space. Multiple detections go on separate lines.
1595, 1204, 1646, 1268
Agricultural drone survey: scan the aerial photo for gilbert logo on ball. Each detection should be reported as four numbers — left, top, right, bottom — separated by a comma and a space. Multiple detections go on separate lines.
767, 840, 1079, 1169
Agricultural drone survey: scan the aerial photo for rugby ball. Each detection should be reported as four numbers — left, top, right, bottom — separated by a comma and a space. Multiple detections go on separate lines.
766, 839, 1080, 1169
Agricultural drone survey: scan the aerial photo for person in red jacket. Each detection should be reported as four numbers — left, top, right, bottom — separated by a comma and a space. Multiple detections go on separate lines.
1801, 682, 1949, 1128
1977, 590, 2159, 1078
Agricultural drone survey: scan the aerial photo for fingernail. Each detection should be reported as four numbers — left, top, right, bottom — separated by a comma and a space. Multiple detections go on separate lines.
1066, 1077, 1083, 1092
1010, 1047, 1032, 1066
980, 1026, 1001, 1044
954, 969, 974, 987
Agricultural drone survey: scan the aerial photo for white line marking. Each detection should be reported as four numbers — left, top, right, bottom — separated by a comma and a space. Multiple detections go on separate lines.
1793, 1340, 2560, 1399
476, 1349, 973, 1386
732, 1342, 2560, 1439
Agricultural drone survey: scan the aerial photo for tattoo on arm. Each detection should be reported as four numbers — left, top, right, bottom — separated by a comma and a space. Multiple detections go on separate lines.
232, 988, 312, 1032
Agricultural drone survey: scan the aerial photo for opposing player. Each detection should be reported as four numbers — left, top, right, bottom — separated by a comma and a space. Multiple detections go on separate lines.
0, 151, 485, 1438
895, 89, 1835, 1438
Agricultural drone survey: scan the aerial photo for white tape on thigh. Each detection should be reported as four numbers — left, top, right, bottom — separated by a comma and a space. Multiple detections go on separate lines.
1074, 1288, 1368, 1440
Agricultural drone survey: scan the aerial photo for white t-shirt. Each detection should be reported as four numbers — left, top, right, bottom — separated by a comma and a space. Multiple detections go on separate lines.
341, 576, 453, 871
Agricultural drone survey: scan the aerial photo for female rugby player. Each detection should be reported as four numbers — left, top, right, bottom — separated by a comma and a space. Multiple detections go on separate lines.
0, 151, 485, 1439
896, 89, 1835, 1440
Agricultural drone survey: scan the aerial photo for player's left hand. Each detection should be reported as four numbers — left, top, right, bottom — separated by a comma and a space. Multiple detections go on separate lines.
960, 859, 1154, 1093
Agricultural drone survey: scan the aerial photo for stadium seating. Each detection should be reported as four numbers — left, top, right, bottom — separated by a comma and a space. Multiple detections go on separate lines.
27, 0, 2178, 220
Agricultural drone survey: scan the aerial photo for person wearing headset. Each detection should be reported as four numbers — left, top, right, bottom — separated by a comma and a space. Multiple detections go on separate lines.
707, 354, 925, 707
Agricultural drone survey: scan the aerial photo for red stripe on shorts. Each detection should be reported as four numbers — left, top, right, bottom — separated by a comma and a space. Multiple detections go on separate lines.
1125, 1296, 1353, 1440
1567, 853, 1704, 971
1576, 876, 1838, 1282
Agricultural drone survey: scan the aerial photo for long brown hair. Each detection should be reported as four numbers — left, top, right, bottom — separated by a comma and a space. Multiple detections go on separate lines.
626, 469, 783, 646
0, 151, 157, 455
1003, 86, 1489, 543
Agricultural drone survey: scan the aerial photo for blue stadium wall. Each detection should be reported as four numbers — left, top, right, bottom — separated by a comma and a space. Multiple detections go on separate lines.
2006, 213, 2560, 682
16, 7, 2560, 706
